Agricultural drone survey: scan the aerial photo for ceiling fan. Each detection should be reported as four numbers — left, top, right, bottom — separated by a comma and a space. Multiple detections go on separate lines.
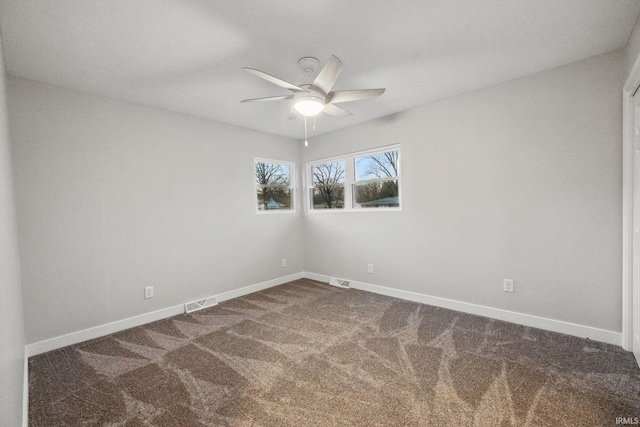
241, 55, 385, 119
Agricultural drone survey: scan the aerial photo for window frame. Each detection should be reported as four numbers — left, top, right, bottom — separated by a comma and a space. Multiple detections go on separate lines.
254, 157, 296, 214
305, 144, 401, 212
307, 156, 347, 211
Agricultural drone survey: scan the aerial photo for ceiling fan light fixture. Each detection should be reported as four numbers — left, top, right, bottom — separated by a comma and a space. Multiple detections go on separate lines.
294, 96, 324, 116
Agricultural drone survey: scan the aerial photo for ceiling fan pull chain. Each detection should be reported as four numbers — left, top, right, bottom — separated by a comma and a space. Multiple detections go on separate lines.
304, 116, 308, 147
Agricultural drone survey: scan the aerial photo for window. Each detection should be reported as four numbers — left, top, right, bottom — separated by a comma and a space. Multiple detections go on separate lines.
353, 149, 399, 209
255, 158, 295, 212
306, 145, 400, 211
310, 160, 345, 209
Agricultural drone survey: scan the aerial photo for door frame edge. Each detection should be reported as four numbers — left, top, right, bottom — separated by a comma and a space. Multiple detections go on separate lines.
622, 53, 640, 353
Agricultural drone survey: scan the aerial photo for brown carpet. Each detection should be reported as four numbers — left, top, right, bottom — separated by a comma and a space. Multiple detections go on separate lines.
29, 279, 640, 426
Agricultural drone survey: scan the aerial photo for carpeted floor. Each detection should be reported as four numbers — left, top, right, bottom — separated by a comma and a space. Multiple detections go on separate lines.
29, 279, 640, 426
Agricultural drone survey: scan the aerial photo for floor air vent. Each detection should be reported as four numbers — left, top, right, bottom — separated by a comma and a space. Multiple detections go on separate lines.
184, 296, 218, 314
329, 277, 350, 288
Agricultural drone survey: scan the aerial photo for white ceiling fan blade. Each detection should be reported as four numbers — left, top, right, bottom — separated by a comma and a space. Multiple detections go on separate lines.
323, 103, 352, 117
243, 68, 306, 92
241, 95, 293, 103
311, 55, 343, 95
327, 88, 385, 104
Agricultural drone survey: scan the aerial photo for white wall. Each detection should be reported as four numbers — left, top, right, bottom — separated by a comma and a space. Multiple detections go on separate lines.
625, 14, 640, 77
6, 49, 626, 348
0, 36, 26, 426
8, 77, 303, 344
302, 51, 624, 333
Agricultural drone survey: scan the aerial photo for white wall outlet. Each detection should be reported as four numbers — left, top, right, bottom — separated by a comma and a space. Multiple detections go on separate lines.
503, 279, 514, 293
368, 264, 374, 274
144, 286, 154, 299
281, 258, 287, 268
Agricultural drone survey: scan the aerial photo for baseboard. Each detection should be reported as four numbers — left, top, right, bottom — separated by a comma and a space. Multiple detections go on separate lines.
26, 304, 185, 357
304, 272, 622, 346
26, 271, 620, 355
26, 272, 304, 357
215, 272, 304, 303
23, 347, 28, 427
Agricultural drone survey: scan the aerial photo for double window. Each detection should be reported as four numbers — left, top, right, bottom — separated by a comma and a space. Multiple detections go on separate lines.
307, 145, 400, 211
255, 158, 295, 212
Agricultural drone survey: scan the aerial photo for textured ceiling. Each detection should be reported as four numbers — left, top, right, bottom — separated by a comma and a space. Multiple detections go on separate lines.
1, 0, 639, 140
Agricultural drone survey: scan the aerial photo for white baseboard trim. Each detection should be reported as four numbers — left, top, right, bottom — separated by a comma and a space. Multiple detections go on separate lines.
26, 305, 184, 357
26, 272, 305, 357
304, 272, 622, 346
23, 347, 28, 427
25, 271, 621, 356
216, 272, 304, 303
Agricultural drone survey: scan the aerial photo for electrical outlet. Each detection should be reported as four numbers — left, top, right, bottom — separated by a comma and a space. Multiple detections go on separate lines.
144, 286, 154, 299
368, 264, 374, 274
503, 279, 514, 293
281, 258, 287, 268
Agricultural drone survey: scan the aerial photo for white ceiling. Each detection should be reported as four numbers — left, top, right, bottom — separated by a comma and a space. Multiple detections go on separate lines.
1, 0, 639, 140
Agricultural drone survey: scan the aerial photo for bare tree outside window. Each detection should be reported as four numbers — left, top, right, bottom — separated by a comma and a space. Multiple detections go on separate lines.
306, 145, 400, 211
255, 161, 293, 211
311, 161, 345, 209
356, 150, 399, 180
354, 150, 400, 208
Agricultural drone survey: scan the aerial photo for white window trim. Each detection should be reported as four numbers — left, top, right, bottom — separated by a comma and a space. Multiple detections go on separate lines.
306, 155, 348, 212
255, 157, 296, 214
305, 144, 401, 212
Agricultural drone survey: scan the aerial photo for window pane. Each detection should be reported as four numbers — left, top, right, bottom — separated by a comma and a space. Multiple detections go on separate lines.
353, 180, 399, 208
354, 150, 399, 181
310, 185, 344, 209
312, 161, 345, 185
255, 162, 290, 186
257, 187, 292, 211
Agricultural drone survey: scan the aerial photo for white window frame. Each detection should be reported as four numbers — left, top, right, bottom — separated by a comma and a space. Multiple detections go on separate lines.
306, 155, 347, 212
255, 157, 296, 214
305, 144, 401, 212
352, 145, 401, 210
